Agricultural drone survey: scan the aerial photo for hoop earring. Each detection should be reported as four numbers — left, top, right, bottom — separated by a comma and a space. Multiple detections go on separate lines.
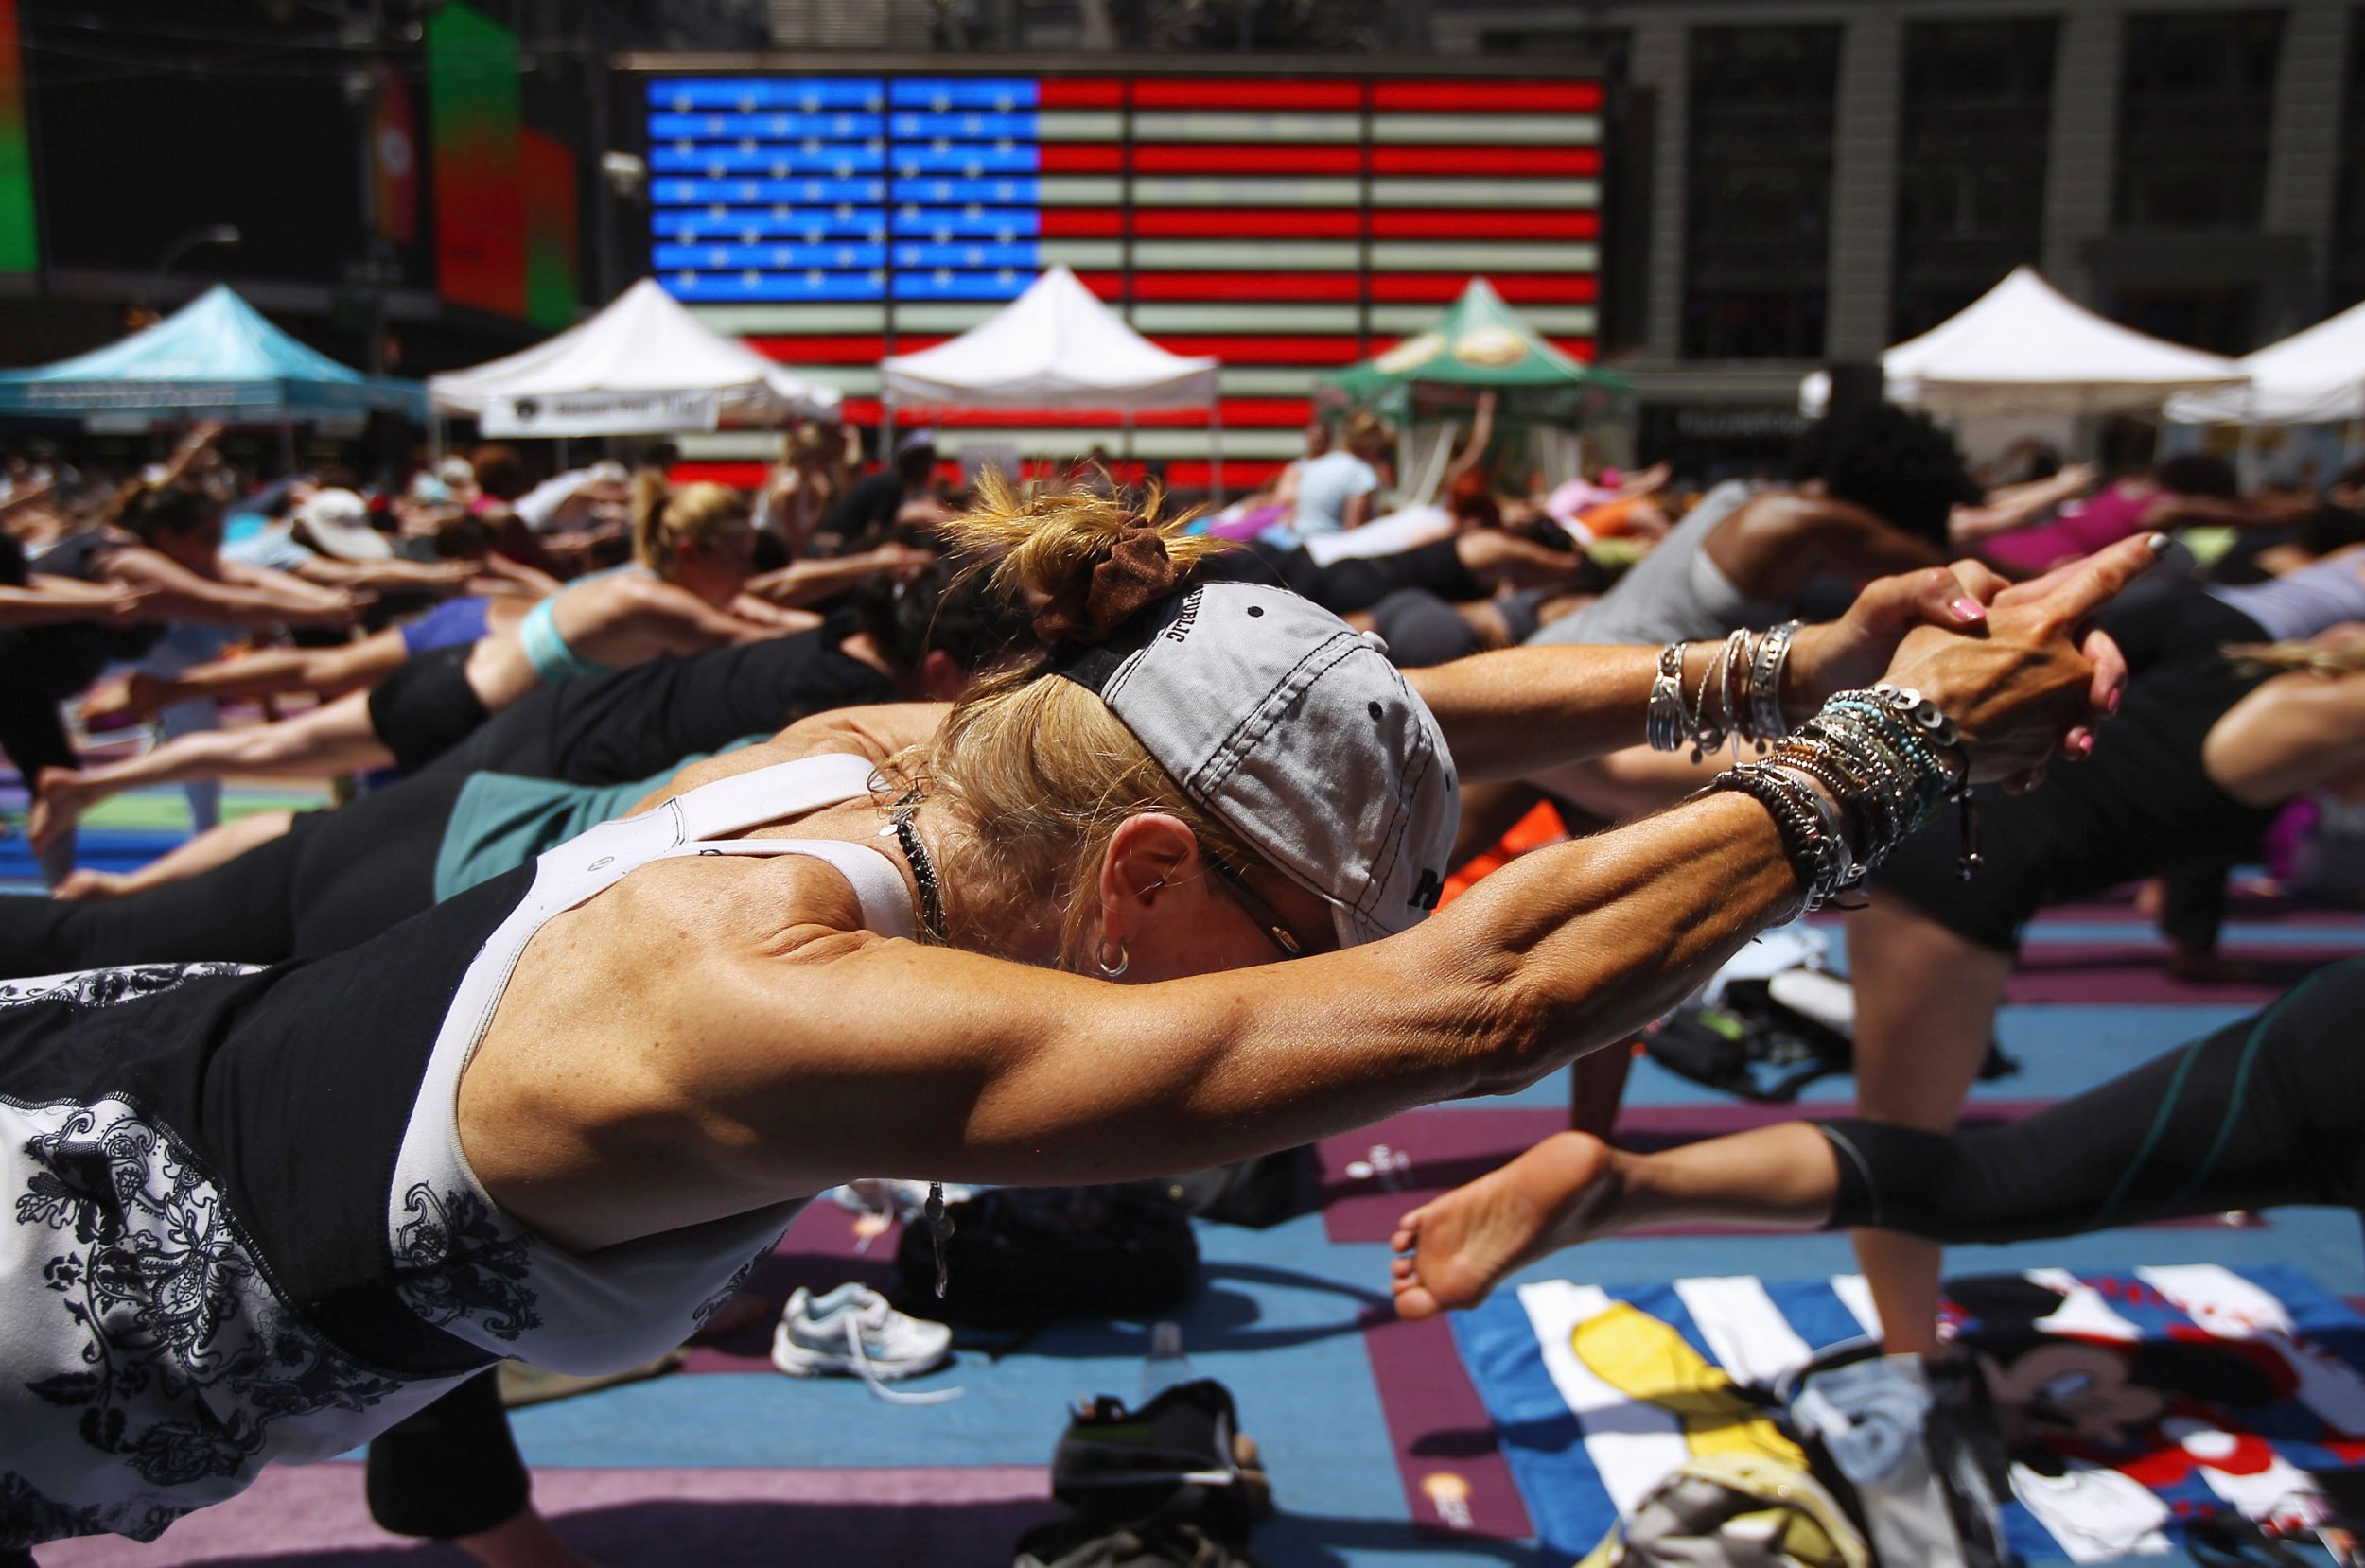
1095, 936, 1130, 979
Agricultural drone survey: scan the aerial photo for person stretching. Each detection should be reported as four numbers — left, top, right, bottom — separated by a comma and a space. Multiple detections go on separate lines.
0, 481, 2139, 1555
26, 479, 813, 851
1392, 960, 2365, 1321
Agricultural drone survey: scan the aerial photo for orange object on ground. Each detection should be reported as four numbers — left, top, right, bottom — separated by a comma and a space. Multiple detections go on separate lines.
1439, 800, 1568, 905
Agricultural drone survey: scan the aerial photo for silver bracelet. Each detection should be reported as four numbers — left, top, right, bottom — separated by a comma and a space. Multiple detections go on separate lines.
1746, 620, 1801, 743
1647, 640, 1690, 753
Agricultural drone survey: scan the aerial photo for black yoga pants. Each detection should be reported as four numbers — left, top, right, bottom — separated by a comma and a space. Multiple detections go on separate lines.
364, 1371, 529, 1541
365, 643, 492, 775
0, 771, 464, 975
1822, 957, 2365, 1243
423, 623, 892, 789
1869, 651, 2276, 954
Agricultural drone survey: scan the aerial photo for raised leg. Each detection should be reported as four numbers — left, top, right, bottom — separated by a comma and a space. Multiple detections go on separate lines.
1843, 895, 2011, 1353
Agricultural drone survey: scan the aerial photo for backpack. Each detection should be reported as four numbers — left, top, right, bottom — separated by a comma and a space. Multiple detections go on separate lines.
1015, 1521, 1265, 1568
1646, 970, 2016, 1104
1049, 1379, 1273, 1542
889, 1185, 1199, 1333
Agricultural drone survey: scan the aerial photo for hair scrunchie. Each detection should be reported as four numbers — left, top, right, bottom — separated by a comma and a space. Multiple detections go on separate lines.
1031, 517, 1187, 645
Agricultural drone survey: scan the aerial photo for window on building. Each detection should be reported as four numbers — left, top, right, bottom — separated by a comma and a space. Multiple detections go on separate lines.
2115, 10, 2284, 232
1479, 26, 1629, 78
1892, 18, 2057, 340
2330, 7, 2365, 310
1683, 25, 1840, 358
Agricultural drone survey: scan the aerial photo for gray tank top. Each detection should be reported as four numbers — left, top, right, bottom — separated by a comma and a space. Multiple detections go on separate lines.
2207, 552, 2365, 644
1529, 480, 1783, 647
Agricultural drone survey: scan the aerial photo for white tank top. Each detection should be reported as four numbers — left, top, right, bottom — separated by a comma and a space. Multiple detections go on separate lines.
386, 752, 914, 1375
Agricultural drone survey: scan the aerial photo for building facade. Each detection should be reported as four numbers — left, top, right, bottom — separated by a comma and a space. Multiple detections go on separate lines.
1433, 0, 2352, 470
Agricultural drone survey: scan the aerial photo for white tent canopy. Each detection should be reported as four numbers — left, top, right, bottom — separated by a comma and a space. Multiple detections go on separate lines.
880, 266, 1219, 411
2166, 297, 2365, 425
429, 278, 838, 436
1800, 267, 2246, 418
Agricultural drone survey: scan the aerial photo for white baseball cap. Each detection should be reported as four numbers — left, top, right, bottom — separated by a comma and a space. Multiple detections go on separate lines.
1054, 580, 1460, 948
295, 489, 392, 561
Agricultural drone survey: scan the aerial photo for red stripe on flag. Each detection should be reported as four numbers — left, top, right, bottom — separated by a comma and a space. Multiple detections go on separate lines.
1370, 209, 1599, 239
1168, 459, 1285, 487
1039, 210, 1124, 237
1152, 335, 1365, 364
1370, 146, 1600, 177
1551, 338, 1600, 361
1134, 208, 1364, 237
1037, 78, 1124, 109
855, 399, 1313, 429
670, 462, 769, 489
1132, 144, 1362, 175
1372, 81, 1603, 113
1130, 78, 1362, 110
1040, 145, 1124, 173
1123, 271, 1362, 301
745, 335, 885, 363
1369, 273, 1598, 304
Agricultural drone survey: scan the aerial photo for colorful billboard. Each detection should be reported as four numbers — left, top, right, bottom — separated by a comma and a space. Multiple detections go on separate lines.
521, 129, 578, 331
429, 2, 524, 316
641, 68, 1603, 485
0, 0, 36, 275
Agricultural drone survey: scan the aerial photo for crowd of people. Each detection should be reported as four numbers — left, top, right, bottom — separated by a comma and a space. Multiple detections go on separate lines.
1, 397, 2360, 1565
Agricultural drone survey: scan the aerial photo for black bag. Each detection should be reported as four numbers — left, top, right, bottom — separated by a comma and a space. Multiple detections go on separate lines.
889, 1185, 1199, 1332
1646, 977, 2015, 1105
1015, 1520, 1266, 1568
1050, 1379, 1272, 1542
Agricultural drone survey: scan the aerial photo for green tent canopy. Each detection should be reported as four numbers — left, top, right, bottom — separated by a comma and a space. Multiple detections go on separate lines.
0, 286, 425, 423
1319, 277, 1626, 424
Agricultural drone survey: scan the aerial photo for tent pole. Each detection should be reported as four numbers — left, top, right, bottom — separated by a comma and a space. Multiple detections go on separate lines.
279, 420, 296, 474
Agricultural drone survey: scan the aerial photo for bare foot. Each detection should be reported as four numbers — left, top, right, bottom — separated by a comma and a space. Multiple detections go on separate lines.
457, 1505, 603, 1568
81, 671, 166, 728
28, 768, 96, 853
1390, 1131, 1620, 1321
52, 868, 129, 900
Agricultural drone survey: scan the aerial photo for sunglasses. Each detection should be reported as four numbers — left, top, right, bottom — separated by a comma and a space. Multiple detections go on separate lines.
1203, 855, 1313, 962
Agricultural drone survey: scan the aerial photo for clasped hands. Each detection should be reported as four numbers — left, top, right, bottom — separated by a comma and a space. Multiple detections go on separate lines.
1785, 533, 2164, 790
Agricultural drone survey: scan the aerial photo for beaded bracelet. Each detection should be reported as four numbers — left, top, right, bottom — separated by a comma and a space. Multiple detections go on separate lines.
1697, 688, 1967, 912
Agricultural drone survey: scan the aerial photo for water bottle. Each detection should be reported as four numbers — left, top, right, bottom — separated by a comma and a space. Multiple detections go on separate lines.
1139, 1319, 1194, 1404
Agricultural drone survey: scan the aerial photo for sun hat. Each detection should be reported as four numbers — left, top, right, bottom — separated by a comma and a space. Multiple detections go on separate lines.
294, 488, 392, 561
1055, 580, 1459, 948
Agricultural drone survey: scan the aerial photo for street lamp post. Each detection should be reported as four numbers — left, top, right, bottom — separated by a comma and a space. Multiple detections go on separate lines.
143, 224, 243, 318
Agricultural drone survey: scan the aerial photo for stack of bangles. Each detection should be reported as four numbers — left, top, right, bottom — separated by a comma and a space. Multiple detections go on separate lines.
1648, 629, 1976, 914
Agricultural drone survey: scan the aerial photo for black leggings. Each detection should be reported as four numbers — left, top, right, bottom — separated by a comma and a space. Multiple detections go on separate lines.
1823, 958, 2365, 1242
365, 1371, 528, 1540
1200, 537, 1482, 617
423, 624, 891, 788
365, 643, 491, 774
1870, 651, 2277, 953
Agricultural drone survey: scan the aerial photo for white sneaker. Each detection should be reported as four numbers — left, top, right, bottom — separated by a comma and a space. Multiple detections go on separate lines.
771, 1283, 959, 1404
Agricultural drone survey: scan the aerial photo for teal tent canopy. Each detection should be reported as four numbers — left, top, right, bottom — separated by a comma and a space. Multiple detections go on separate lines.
0, 286, 426, 422
1319, 277, 1627, 425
